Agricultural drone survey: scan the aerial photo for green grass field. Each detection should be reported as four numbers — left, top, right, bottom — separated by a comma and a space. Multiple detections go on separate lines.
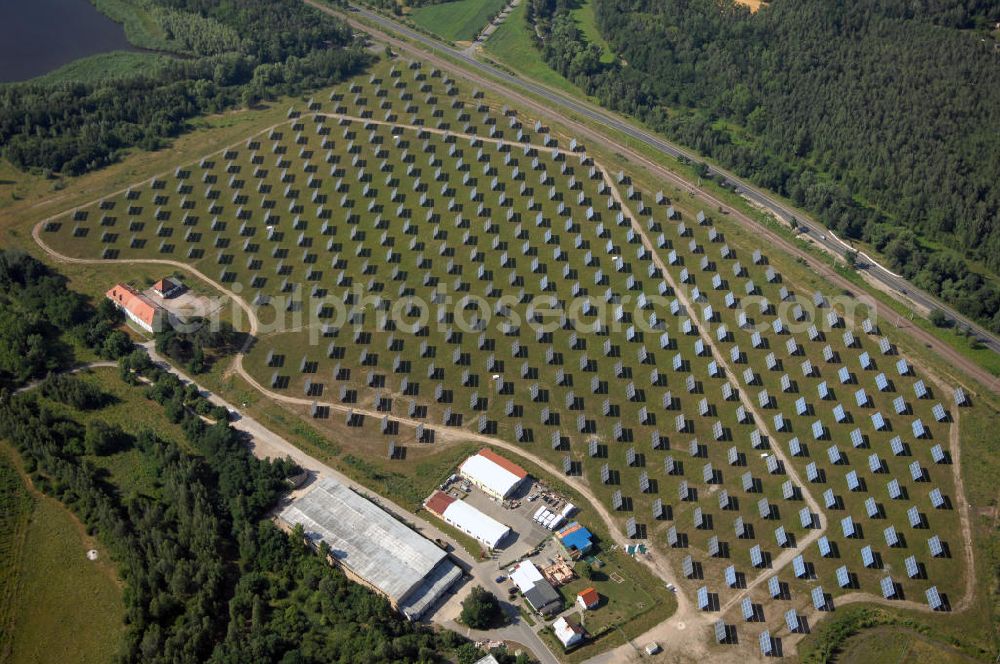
835, 626, 980, 664
0, 455, 33, 663
483, 1, 581, 95
34, 52, 167, 84
569, 0, 615, 64
1, 472, 123, 664
410, 0, 508, 42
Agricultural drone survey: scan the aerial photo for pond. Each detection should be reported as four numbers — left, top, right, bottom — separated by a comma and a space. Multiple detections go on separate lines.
0, 0, 136, 82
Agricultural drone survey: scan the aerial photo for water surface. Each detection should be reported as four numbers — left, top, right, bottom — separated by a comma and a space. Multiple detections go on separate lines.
0, 0, 136, 82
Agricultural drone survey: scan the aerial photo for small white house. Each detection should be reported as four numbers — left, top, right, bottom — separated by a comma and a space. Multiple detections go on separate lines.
553, 616, 584, 648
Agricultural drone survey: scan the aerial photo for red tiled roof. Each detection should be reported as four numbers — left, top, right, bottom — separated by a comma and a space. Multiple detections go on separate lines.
152, 277, 180, 293
577, 587, 599, 607
477, 448, 528, 479
424, 490, 456, 516
106, 283, 161, 328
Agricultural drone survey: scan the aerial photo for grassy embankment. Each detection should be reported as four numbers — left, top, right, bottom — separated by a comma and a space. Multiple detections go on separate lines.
410, 0, 508, 42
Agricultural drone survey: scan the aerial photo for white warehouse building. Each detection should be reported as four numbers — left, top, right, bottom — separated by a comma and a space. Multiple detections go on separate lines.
425, 490, 511, 549
459, 448, 529, 500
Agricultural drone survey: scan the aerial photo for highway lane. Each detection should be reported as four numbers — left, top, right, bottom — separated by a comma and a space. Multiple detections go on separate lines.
340, 2, 1000, 357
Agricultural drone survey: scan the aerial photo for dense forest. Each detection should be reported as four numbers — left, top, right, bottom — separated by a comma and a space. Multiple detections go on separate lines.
0, 249, 472, 663
0, 250, 131, 388
0, 0, 369, 176
529, 0, 1000, 332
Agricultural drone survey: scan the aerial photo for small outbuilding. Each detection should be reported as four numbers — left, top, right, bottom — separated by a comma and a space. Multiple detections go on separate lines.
152, 277, 184, 298
577, 587, 600, 610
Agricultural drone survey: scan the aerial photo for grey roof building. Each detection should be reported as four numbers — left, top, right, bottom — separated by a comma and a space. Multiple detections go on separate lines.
278, 477, 460, 620
524, 580, 563, 616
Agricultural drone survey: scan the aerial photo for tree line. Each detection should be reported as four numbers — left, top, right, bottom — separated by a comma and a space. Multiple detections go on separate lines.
0, 0, 370, 176
527, 0, 1000, 332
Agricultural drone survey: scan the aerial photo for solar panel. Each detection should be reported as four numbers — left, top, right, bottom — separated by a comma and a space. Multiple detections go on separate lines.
767, 575, 781, 598
864, 496, 879, 518
904, 555, 919, 579
913, 379, 927, 398
928, 534, 944, 557
714, 620, 727, 643
792, 555, 806, 578
775, 526, 788, 547
907, 506, 922, 528
812, 420, 825, 440
854, 388, 868, 407
811, 586, 826, 610
734, 517, 745, 538
930, 444, 945, 463
758, 498, 771, 519
926, 586, 942, 610
868, 454, 883, 474
823, 489, 837, 509
806, 462, 819, 482
759, 631, 772, 655
788, 437, 803, 456
782, 480, 795, 500
697, 586, 709, 610
750, 545, 763, 568
846, 470, 861, 491
795, 397, 808, 416
872, 412, 887, 430
861, 545, 876, 568
841, 516, 856, 538
836, 565, 850, 588
801, 507, 814, 529
912, 419, 926, 438
884, 526, 899, 547
818, 536, 832, 557
827, 445, 842, 464
682, 555, 694, 578
875, 373, 889, 391
850, 428, 865, 448
880, 576, 896, 598
724, 564, 737, 587
909, 461, 924, 481
929, 488, 945, 508
893, 396, 907, 414
887, 479, 902, 500
785, 609, 800, 633
741, 597, 754, 621
890, 436, 905, 456
708, 535, 720, 557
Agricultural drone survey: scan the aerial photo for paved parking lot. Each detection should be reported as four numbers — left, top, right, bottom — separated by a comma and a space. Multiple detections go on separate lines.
456, 480, 554, 560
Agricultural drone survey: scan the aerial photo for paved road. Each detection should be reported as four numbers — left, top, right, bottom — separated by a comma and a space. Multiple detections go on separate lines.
334, 2, 1000, 361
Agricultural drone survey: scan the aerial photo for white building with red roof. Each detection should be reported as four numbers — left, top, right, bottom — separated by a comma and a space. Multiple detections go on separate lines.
459, 448, 529, 500
106, 283, 165, 333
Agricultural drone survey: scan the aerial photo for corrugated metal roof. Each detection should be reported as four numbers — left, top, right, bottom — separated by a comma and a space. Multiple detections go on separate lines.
278, 478, 448, 605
